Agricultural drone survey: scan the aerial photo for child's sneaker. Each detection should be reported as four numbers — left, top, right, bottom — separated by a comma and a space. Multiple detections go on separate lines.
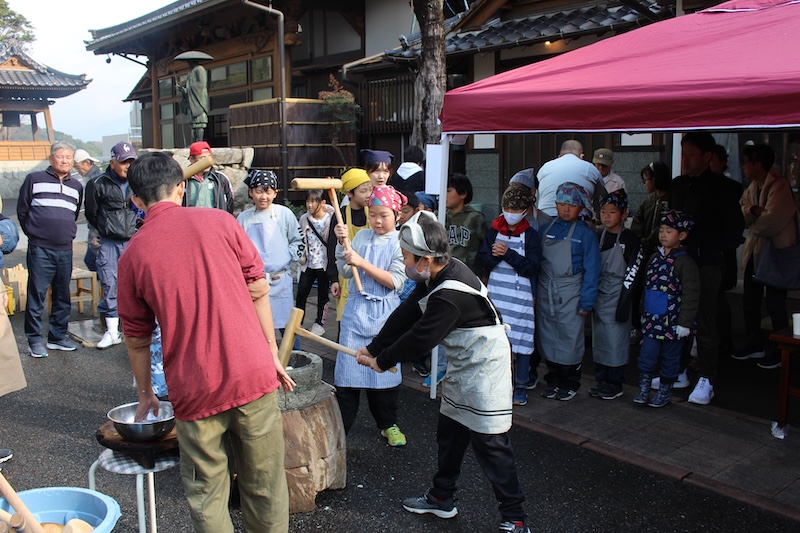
499, 521, 530, 533
555, 388, 577, 401
402, 491, 457, 519
309, 322, 325, 336
597, 384, 623, 400
381, 424, 406, 446
588, 382, 606, 398
412, 361, 430, 377
525, 374, 539, 390
422, 370, 445, 388
512, 388, 528, 406
540, 386, 558, 399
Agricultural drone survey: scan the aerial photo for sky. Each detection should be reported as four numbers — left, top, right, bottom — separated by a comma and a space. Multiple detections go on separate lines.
9, 0, 171, 143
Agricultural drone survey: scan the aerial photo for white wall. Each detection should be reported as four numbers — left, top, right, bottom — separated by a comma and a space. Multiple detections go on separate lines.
365, 0, 417, 56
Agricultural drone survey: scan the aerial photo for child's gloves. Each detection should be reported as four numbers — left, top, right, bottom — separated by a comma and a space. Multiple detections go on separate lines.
676, 326, 691, 339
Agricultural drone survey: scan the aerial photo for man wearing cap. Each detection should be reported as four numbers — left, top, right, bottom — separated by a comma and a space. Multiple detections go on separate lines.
592, 148, 626, 193
73, 149, 103, 272
536, 140, 606, 219
17, 141, 84, 358
183, 141, 234, 213
85, 141, 139, 349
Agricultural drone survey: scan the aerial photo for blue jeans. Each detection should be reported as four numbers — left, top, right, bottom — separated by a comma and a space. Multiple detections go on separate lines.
97, 239, 128, 317
638, 336, 683, 383
25, 245, 73, 343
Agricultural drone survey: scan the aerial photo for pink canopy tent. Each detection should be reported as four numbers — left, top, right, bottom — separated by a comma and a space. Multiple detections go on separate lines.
440, 0, 800, 134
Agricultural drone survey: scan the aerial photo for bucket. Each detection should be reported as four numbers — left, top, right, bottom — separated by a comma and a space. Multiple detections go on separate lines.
0, 487, 120, 532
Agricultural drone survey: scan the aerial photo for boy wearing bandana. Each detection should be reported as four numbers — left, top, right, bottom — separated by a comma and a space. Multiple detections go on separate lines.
237, 170, 304, 331
478, 185, 542, 406
635, 210, 700, 408
535, 182, 600, 401
590, 190, 642, 400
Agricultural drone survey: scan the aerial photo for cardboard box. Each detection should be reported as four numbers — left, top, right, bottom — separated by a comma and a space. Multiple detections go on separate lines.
3, 265, 27, 312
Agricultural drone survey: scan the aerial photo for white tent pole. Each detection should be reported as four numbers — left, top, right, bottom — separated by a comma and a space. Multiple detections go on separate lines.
672, 133, 682, 177
430, 132, 452, 400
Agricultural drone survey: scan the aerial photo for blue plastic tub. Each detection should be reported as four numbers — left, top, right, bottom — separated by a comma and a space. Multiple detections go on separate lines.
0, 487, 120, 532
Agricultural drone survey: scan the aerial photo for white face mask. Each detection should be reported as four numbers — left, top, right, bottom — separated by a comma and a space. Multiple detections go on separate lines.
405, 258, 431, 282
502, 211, 525, 225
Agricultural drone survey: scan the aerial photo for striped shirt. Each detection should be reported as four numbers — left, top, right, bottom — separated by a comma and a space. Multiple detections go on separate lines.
487, 232, 535, 354
17, 167, 83, 250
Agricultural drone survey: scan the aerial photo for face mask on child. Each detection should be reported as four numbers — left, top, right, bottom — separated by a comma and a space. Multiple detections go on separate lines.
405, 258, 431, 282
502, 211, 525, 225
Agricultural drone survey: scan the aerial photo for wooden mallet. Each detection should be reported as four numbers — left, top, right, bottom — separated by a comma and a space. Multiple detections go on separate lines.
0, 472, 45, 533
291, 177, 363, 293
278, 308, 396, 372
182, 155, 214, 181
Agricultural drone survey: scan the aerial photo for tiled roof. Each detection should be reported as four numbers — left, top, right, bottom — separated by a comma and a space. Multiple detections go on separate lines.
86, 0, 221, 52
0, 44, 90, 95
385, 1, 672, 60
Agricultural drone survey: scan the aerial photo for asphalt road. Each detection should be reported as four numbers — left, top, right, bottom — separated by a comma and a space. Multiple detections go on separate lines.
1, 317, 797, 533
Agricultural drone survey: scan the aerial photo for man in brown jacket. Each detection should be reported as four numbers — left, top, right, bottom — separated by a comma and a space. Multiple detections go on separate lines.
735, 144, 798, 369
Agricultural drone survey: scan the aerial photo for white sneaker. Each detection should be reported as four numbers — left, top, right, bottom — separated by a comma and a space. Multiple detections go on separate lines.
688, 377, 714, 405
309, 323, 325, 336
97, 330, 122, 349
651, 370, 690, 390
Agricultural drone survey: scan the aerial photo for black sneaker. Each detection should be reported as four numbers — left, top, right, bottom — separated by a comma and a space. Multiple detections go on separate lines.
757, 350, 782, 370
588, 382, 606, 398
540, 386, 558, 399
0, 449, 12, 463
402, 491, 457, 519
555, 388, 577, 401
597, 384, 623, 400
731, 346, 765, 360
412, 362, 431, 377
499, 521, 530, 533
525, 374, 540, 390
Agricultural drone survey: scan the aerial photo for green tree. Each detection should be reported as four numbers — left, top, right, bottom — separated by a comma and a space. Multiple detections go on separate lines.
0, 0, 35, 48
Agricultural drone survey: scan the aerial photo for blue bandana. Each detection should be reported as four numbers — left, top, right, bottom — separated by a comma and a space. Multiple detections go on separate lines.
555, 182, 590, 208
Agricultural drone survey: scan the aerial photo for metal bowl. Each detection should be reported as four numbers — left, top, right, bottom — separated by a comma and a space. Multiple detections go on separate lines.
107, 401, 175, 443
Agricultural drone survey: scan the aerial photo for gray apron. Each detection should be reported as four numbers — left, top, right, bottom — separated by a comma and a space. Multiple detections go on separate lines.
420, 280, 512, 434
536, 220, 585, 365
591, 229, 630, 367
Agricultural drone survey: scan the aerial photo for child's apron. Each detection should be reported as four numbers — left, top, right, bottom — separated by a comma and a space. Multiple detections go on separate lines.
335, 232, 401, 389
420, 279, 513, 434
536, 220, 585, 365
336, 204, 368, 321
591, 229, 630, 367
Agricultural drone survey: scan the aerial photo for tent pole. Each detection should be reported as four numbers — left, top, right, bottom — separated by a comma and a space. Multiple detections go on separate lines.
671, 133, 682, 177
437, 133, 450, 226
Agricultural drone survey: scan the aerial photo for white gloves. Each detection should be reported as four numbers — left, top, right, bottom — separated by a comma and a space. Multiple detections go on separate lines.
676, 326, 691, 339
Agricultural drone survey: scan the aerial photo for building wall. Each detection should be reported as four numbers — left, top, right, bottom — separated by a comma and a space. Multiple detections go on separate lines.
365, 1, 416, 56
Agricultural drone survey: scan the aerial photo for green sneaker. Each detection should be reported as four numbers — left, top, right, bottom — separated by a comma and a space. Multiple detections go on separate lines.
381, 424, 407, 446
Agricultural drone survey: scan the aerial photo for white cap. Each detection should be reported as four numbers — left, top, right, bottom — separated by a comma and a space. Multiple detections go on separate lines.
74, 149, 99, 163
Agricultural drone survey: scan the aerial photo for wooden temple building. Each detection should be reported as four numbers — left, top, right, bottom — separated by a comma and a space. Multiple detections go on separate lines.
0, 44, 90, 161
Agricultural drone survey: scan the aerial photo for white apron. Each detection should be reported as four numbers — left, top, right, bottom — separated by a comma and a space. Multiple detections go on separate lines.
243, 209, 293, 328
334, 234, 402, 389
421, 280, 513, 434
536, 220, 585, 365
591, 229, 630, 367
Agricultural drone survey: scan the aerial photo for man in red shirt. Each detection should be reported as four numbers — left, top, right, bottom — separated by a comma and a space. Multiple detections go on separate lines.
118, 152, 294, 532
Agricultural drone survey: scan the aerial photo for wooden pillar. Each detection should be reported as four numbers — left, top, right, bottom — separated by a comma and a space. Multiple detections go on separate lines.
30, 112, 39, 140
43, 108, 55, 143
151, 61, 161, 148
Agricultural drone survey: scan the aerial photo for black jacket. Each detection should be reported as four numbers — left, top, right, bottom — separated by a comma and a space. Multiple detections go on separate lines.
85, 167, 137, 241
668, 169, 744, 267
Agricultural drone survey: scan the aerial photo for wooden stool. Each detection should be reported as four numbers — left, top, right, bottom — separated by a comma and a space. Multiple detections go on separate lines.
48, 267, 100, 315
769, 329, 800, 431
